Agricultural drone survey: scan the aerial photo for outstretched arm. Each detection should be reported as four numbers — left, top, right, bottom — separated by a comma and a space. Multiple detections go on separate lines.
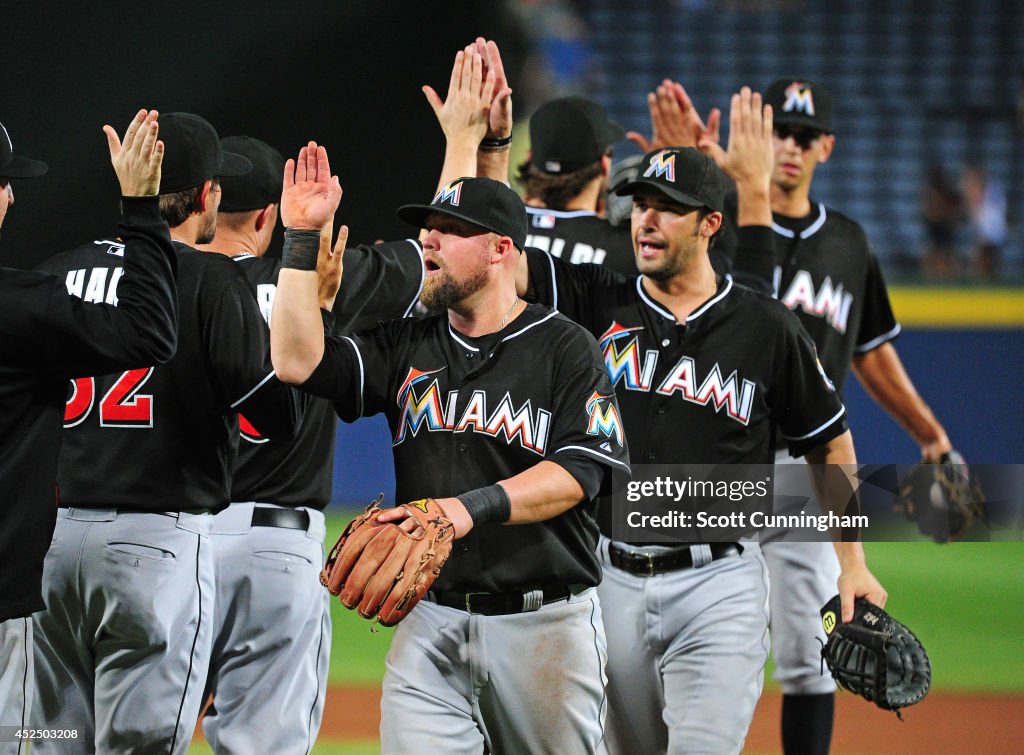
804, 430, 889, 623
852, 343, 952, 461
270, 142, 343, 384
43, 109, 179, 375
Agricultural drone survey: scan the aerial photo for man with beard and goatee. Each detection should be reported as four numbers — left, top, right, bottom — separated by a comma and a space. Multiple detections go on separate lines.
271, 138, 629, 754
32, 113, 307, 755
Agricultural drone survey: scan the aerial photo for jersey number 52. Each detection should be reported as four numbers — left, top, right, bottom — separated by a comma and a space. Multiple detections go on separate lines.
64, 367, 155, 428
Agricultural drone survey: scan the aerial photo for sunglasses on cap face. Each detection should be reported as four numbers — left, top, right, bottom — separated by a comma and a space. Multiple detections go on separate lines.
773, 125, 826, 150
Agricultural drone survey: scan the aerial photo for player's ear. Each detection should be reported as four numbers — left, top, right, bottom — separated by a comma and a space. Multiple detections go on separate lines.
701, 210, 723, 238
600, 153, 612, 177
255, 203, 276, 233
491, 235, 515, 263
817, 134, 836, 165
196, 179, 215, 213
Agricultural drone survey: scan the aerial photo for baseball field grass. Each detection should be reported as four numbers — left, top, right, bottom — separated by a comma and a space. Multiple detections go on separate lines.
188, 515, 1024, 753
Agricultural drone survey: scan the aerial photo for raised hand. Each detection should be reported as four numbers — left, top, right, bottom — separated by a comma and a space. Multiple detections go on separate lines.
699, 87, 773, 189
474, 37, 513, 139
626, 80, 720, 152
422, 48, 496, 149
104, 109, 164, 197
280, 141, 343, 231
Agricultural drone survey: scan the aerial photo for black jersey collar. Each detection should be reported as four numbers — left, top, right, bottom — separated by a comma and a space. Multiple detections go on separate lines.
446, 305, 560, 352
636, 274, 734, 322
772, 202, 827, 239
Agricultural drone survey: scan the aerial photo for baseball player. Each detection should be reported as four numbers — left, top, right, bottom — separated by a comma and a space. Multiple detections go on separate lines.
270, 140, 630, 754
516, 96, 636, 274
0, 110, 178, 755
194, 135, 424, 755
31, 113, 306, 755
527, 134, 887, 753
443, 78, 886, 752
710, 79, 955, 755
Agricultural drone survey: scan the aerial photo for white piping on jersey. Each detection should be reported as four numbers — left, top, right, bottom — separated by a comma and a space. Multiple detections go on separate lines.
447, 326, 480, 352
500, 310, 560, 343
526, 207, 598, 219
554, 444, 631, 472
341, 336, 365, 417
687, 275, 733, 321
446, 310, 560, 350
230, 371, 278, 409
403, 239, 425, 318
635, 274, 734, 322
544, 252, 559, 311
783, 405, 846, 442
229, 253, 257, 262
772, 203, 826, 239
636, 277, 674, 320
854, 323, 902, 353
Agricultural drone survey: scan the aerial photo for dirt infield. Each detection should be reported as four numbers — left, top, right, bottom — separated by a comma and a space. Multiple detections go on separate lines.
317, 685, 1024, 753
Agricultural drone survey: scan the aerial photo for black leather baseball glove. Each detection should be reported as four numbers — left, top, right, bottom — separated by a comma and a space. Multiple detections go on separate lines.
819, 595, 931, 718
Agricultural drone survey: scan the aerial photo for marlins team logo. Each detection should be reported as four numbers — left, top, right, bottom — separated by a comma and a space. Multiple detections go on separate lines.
585, 391, 623, 446
394, 366, 552, 454
432, 179, 463, 207
599, 321, 657, 391
394, 366, 448, 443
643, 149, 676, 182
782, 81, 815, 116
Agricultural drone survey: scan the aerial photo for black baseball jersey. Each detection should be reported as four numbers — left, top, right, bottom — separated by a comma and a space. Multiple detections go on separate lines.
298, 304, 631, 593
0, 197, 177, 621
718, 197, 900, 396
36, 240, 305, 513
525, 206, 636, 276
230, 240, 424, 508
525, 249, 848, 537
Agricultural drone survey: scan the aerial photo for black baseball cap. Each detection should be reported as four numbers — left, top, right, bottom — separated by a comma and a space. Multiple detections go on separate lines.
397, 177, 528, 251
529, 96, 625, 175
217, 136, 284, 212
614, 147, 725, 213
157, 113, 252, 194
765, 78, 834, 133
0, 122, 48, 179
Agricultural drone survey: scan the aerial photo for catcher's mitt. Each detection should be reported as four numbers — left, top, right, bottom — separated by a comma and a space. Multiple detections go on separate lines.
819, 595, 931, 717
894, 450, 985, 543
320, 495, 454, 626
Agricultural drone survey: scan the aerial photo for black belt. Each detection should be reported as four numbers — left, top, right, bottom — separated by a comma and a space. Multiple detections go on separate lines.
609, 542, 742, 576
427, 585, 574, 616
251, 506, 310, 530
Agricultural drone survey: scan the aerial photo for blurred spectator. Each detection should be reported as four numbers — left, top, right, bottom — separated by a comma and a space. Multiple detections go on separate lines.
962, 163, 1008, 279
919, 164, 964, 278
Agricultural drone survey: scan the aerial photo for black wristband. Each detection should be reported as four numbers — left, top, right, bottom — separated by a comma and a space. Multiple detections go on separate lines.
457, 484, 512, 525
281, 228, 321, 271
480, 135, 513, 148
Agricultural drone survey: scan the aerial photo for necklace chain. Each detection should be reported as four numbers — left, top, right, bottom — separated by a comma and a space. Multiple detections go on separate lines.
498, 296, 520, 330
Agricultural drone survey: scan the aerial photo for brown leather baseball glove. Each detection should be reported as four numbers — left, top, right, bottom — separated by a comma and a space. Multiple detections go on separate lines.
320, 495, 455, 626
